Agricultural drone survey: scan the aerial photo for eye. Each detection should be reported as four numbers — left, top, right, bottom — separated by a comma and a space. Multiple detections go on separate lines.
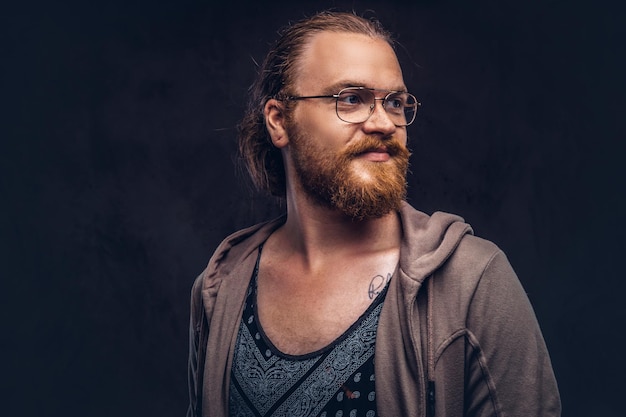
337, 91, 364, 106
386, 94, 406, 110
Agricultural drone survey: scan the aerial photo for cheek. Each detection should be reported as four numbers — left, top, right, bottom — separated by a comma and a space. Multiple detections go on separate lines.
399, 130, 409, 146
295, 113, 356, 147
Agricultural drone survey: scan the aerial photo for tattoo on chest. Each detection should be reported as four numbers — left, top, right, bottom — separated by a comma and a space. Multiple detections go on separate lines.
368, 272, 392, 299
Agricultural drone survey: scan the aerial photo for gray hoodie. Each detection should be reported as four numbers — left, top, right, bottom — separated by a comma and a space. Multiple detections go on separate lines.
188, 202, 561, 416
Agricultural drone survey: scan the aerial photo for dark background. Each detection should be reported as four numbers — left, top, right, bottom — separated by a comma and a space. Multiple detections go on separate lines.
2, 0, 625, 416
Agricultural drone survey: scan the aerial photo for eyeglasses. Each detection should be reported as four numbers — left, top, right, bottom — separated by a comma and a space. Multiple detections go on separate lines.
283, 87, 420, 126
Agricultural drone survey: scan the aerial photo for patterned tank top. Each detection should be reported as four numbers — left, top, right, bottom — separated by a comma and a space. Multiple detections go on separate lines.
229, 246, 389, 417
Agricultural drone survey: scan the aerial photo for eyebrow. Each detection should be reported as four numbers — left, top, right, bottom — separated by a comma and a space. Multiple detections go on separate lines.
322, 81, 408, 95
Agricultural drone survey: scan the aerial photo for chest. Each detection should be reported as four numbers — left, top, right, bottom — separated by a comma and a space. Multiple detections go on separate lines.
256, 261, 394, 356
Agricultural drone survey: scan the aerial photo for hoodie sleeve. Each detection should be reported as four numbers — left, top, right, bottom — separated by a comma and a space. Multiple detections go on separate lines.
464, 250, 561, 417
187, 274, 205, 417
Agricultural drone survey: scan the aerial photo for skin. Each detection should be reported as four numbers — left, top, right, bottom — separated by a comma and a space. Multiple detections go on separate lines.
258, 31, 409, 355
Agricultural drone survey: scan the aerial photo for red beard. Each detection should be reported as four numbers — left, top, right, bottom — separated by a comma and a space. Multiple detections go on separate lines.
288, 126, 410, 221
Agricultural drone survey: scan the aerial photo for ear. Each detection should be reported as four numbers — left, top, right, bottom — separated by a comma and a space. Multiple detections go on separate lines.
264, 98, 289, 149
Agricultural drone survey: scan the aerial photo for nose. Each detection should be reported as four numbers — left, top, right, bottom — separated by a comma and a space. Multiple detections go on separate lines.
362, 99, 397, 135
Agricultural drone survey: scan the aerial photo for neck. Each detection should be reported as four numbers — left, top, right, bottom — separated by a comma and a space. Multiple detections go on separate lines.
272, 190, 403, 268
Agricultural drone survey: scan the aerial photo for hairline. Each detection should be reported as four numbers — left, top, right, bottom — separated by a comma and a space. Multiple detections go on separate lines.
284, 28, 396, 98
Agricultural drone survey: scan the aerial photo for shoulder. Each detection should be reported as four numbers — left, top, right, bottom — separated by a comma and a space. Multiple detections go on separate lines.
427, 234, 521, 324
448, 234, 505, 274
436, 233, 517, 295
189, 216, 285, 334
191, 215, 284, 297
206, 216, 284, 279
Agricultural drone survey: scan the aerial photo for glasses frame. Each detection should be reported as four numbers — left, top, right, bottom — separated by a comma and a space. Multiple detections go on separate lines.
283, 86, 420, 126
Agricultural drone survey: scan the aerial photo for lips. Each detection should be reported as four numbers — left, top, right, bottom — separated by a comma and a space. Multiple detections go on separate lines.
355, 145, 391, 157
370, 146, 389, 154
358, 147, 392, 162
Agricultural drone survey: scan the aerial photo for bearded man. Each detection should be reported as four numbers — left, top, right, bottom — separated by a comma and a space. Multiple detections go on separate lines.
187, 10, 561, 417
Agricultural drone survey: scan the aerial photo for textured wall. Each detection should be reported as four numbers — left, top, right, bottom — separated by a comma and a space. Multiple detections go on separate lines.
3, 0, 625, 416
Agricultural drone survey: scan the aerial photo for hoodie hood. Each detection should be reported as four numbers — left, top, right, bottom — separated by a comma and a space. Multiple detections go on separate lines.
398, 201, 473, 283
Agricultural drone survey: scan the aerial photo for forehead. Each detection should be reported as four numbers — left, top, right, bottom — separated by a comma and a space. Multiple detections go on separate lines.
294, 31, 405, 93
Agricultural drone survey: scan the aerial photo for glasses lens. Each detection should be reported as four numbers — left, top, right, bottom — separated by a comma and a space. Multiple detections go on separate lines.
386, 92, 418, 126
335, 88, 374, 124
335, 88, 418, 126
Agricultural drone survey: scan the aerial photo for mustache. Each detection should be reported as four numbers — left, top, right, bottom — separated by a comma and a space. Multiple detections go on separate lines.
343, 136, 410, 158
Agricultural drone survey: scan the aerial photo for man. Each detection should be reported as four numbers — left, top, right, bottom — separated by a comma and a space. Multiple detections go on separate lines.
188, 10, 561, 417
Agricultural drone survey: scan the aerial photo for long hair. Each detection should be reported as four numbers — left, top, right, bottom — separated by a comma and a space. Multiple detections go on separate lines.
237, 10, 394, 197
